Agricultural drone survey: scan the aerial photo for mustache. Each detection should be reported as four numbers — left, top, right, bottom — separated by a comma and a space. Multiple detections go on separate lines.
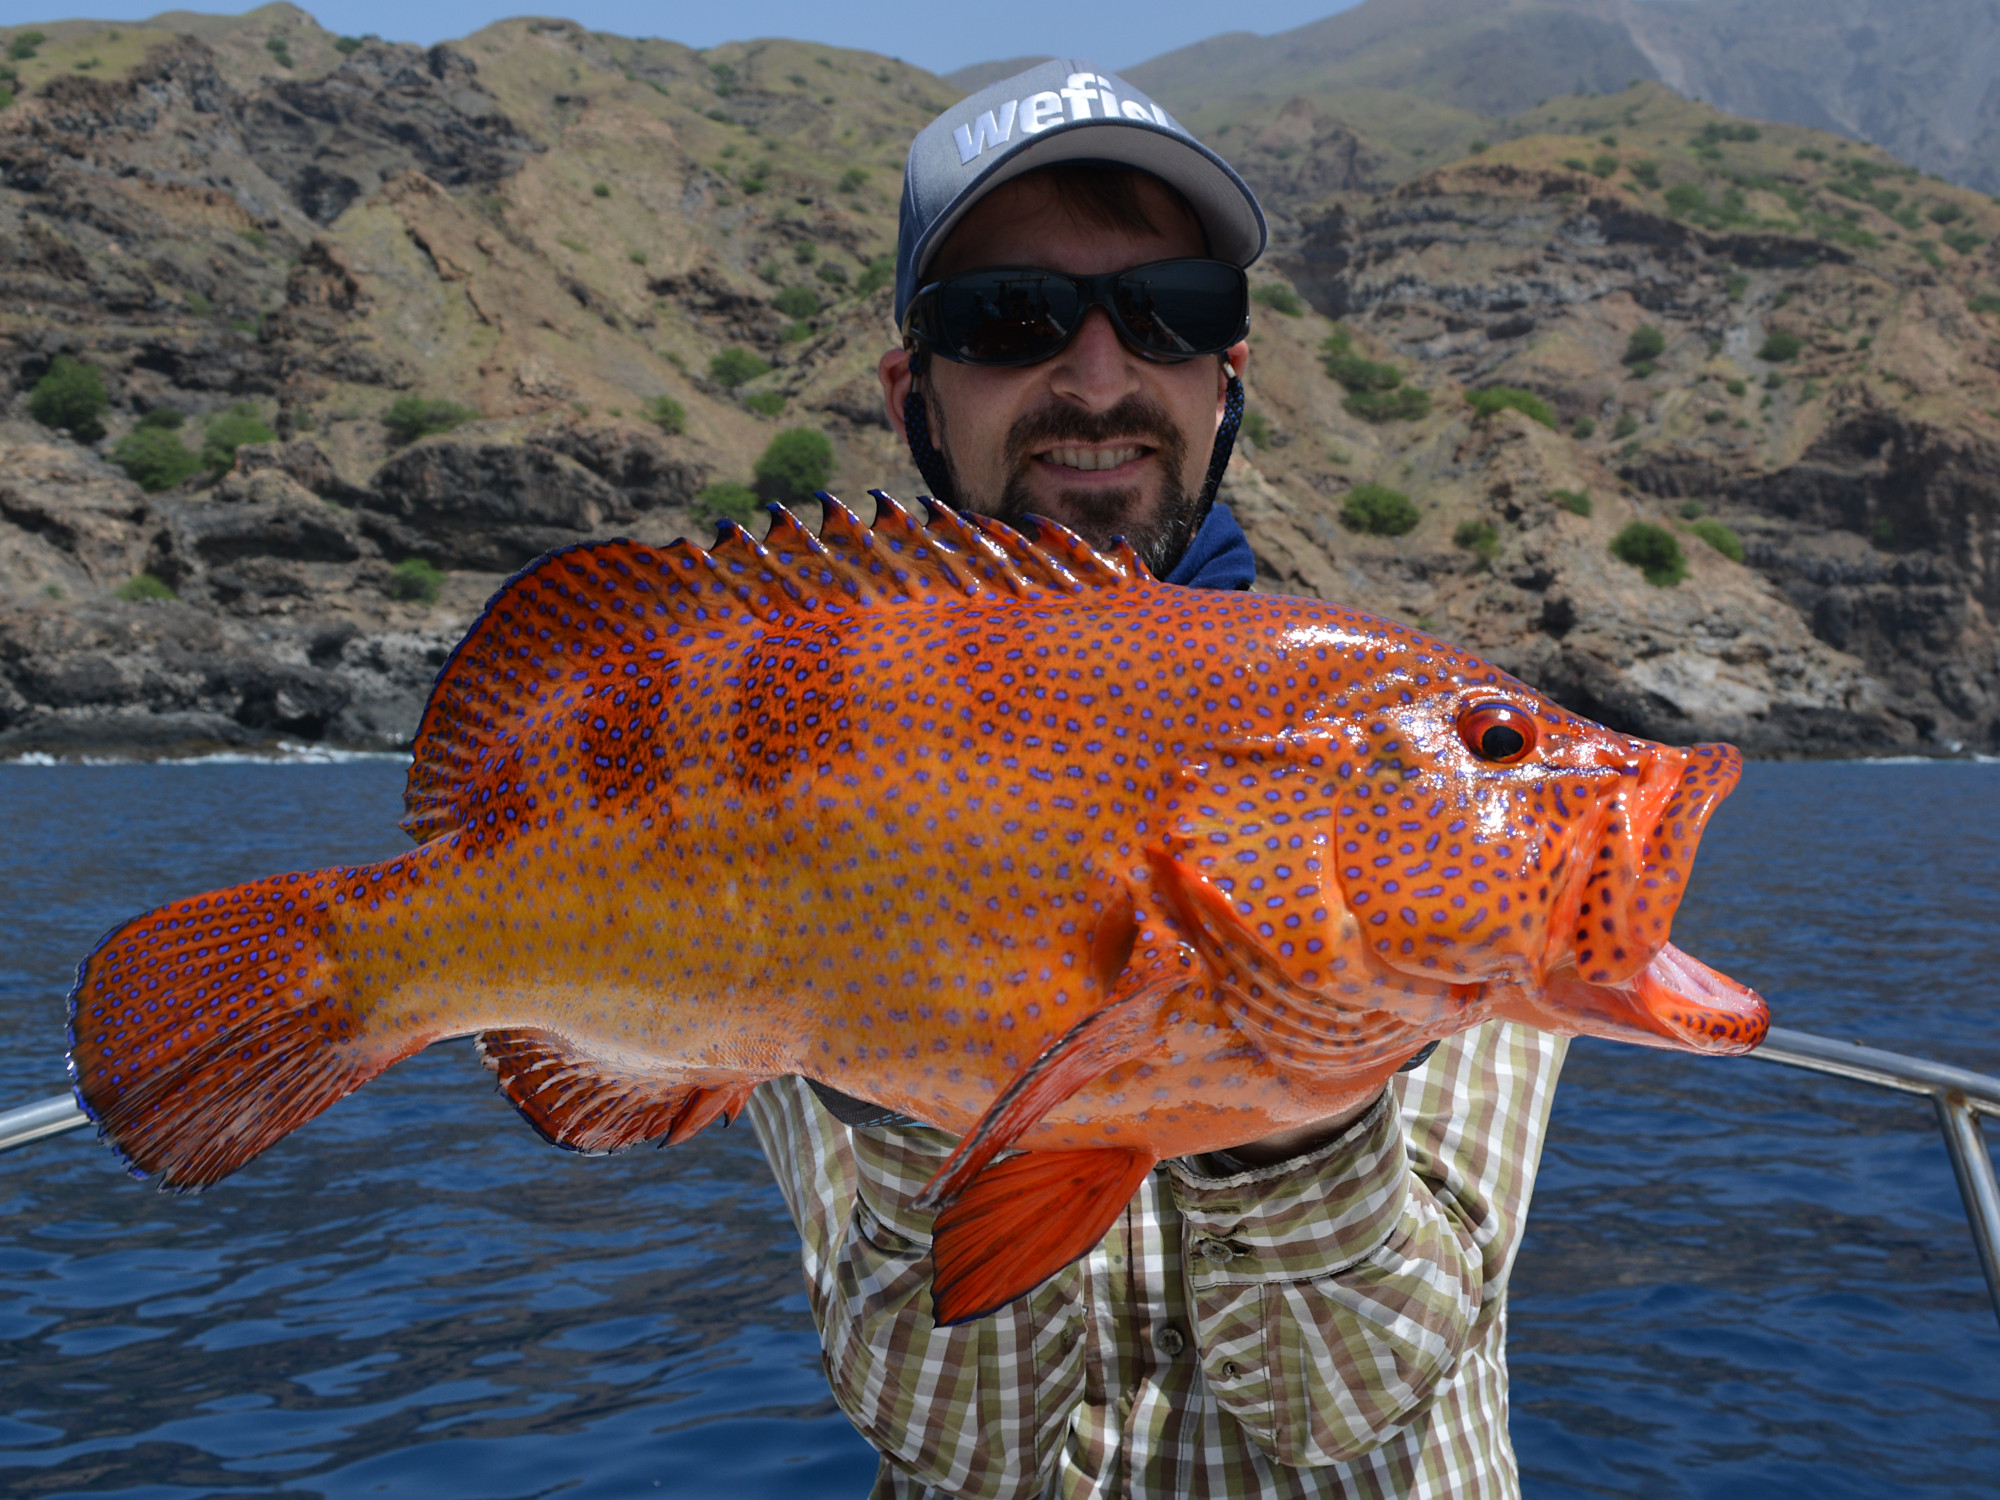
1001, 396, 1185, 471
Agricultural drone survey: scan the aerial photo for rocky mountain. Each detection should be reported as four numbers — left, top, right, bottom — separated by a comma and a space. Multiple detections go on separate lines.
1128, 0, 2000, 195
0, 8, 1994, 759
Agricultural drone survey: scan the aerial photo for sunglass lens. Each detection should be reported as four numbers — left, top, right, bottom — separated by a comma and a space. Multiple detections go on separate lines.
938, 271, 1081, 363
1112, 263, 1246, 358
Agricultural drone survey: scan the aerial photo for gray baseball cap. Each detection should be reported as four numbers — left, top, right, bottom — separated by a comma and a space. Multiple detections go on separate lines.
894, 59, 1267, 326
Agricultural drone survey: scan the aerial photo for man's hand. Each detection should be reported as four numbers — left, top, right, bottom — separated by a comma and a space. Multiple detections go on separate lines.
1213, 1091, 1385, 1169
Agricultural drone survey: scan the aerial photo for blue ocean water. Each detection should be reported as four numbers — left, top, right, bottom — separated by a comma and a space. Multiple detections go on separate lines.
0, 759, 1995, 1497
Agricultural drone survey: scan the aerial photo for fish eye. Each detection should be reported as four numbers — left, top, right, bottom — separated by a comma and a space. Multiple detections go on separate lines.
1457, 702, 1537, 764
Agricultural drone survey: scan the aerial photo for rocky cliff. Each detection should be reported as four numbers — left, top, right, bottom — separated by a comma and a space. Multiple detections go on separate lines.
0, 13, 1994, 758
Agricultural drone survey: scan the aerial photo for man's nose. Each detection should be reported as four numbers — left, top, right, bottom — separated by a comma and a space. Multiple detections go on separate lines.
1045, 306, 1143, 410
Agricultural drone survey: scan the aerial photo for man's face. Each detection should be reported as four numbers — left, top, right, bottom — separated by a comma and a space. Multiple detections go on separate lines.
879, 174, 1249, 575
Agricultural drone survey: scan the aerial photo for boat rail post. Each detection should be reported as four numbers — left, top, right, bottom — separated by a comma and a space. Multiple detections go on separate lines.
1933, 1092, 2000, 1324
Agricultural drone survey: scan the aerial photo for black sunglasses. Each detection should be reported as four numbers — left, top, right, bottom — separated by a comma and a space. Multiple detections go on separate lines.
904, 258, 1250, 367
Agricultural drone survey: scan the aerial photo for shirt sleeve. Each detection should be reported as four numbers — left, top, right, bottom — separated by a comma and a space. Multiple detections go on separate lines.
746, 1076, 1085, 1500
1163, 1022, 1566, 1468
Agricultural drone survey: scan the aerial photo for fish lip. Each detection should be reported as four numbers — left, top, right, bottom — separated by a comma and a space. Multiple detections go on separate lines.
1541, 941, 1769, 1055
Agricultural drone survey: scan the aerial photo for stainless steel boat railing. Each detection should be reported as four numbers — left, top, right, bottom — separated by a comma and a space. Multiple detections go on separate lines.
4, 1026, 1998, 1326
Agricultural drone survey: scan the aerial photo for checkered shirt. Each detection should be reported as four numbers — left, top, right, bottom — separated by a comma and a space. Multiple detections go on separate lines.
747, 1021, 1566, 1499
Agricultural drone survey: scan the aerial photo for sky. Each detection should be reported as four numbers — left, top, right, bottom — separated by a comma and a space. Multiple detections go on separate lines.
0, 0, 1364, 76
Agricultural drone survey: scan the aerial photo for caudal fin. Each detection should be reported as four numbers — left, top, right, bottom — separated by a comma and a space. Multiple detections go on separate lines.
67, 868, 426, 1190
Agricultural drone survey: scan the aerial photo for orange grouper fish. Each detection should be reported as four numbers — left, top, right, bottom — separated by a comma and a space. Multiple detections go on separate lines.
66, 494, 1768, 1325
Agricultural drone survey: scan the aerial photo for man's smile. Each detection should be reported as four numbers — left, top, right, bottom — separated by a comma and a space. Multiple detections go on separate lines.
1036, 442, 1153, 476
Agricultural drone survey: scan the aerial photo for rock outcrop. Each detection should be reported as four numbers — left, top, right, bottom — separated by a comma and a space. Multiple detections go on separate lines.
2, 16, 1996, 759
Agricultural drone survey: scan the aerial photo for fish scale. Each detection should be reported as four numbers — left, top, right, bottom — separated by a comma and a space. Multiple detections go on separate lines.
66, 493, 1768, 1326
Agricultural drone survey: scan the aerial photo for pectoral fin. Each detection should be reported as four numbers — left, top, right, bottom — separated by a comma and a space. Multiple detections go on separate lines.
1147, 848, 1416, 1071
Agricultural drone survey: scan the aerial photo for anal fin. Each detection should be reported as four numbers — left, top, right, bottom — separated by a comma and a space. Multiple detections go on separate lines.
477, 1028, 762, 1155
931, 1148, 1154, 1327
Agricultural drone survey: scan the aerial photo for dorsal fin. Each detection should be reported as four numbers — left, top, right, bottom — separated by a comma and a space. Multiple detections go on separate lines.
400, 497, 1139, 842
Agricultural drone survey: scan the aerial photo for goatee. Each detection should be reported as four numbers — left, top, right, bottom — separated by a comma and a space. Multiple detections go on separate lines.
932, 392, 1209, 579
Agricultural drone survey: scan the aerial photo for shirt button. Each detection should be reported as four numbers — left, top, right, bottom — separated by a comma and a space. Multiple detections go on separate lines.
1220, 1360, 1240, 1379
1197, 1238, 1236, 1265
1155, 1325, 1185, 1358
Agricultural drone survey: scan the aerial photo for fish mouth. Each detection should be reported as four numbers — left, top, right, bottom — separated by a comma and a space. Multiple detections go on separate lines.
1542, 742, 1743, 987
1527, 940, 1769, 1055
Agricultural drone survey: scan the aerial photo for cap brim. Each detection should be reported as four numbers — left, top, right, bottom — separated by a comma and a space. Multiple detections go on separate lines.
910, 120, 1266, 294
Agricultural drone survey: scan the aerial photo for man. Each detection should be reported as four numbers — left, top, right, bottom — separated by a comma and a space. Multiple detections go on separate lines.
745, 59, 1565, 1500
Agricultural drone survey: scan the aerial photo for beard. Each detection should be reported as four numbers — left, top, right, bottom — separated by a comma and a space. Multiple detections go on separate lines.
929, 390, 1210, 580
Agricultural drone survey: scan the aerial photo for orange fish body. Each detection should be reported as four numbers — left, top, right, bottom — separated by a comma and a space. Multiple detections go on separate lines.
67, 496, 1767, 1323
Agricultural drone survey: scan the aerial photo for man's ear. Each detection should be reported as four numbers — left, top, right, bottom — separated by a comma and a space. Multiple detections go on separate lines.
880, 347, 915, 441
1217, 341, 1250, 424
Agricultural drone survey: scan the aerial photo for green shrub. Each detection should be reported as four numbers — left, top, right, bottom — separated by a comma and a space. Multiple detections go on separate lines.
200, 404, 277, 472
1339, 483, 1419, 537
754, 427, 834, 503
1572, 415, 1596, 438
816, 260, 849, 286
646, 395, 686, 434
28, 355, 110, 441
1690, 518, 1744, 561
1725, 377, 1747, 396
111, 426, 202, 491
591, 182, 611, 198
1726, 272, 1749, 302
1253, 283, 1305, 316
1629, 159, 1661, 190
1944, 227, 1984, 255
1624, 325, 1666, 364
1610, 521, 1686, 586
1562, 157, 1589, 173
1325, 352, 1403, 393
335, 35, 363, 53
1344, 385, 1432, 422
1928, 202, 1964, 225
698, 480, 761, 522
1551, 488, 1592, 516
1970, 293, 2000, 315
1591, 154, 1619, 178
1764, 370, 1787, 389
385, 557, 444, 603
1664, 183, 1706, 216
854, 255, 895, 297
0, 84, 15, 113
381, 396, 477, 445
1468, 139, 1489, 154
1466, 385, 1555, 427
744, 390, 787, 417
1324, 351, 1403, 391
1612, 412, 1639, 438
1757, 330, 1803, 362
838, 168, 868, 192
115, 572, 175, 602
773, 285, 819, 318
1453, 518, 1499, 564
1239, 409, 1271, 447
138, 407, 184, 430
266, 35, 293, 68
709, 348, 771, 388
8, 30, 45, 62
